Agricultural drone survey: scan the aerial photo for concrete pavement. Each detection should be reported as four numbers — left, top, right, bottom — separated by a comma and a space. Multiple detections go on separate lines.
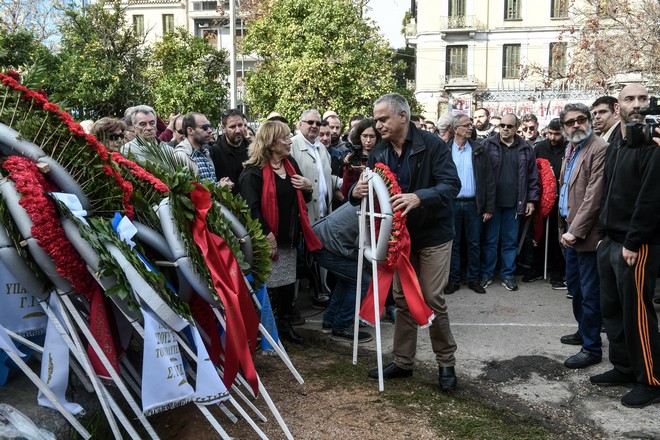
301, 276, 660, 439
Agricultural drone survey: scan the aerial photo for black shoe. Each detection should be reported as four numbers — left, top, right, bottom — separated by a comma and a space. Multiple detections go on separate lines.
368, 362, 412, 379
564, 348, 601, 369
551, 280, 568, 290
522, 270, 543, 282
590, 369, 637, 387
321, 322, 332, 334
444, 282, 460, 294
331, 328, 373, 343
278, 322, 304, 344
501, 279, 518, 291
566, 291, 574, 299
560, 331, 583, 345
467, 281, 486, 294
439, 366, 457, 391
621, 383, 660, 408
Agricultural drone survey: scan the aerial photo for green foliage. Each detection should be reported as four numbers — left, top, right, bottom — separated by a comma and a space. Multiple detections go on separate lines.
0, 29, 60, 93
53, 1, 153, 119
149, 28, 230, 123
243, 0, 403, 123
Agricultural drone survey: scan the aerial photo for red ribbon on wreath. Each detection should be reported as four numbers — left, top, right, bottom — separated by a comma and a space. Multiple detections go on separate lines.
189, 183, 260, 396
533, 158, 557, 244
358, 164, 435, 328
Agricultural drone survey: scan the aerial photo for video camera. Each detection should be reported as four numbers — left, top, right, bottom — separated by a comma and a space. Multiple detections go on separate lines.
347, 142, 367, 167
626, 96, 659, 147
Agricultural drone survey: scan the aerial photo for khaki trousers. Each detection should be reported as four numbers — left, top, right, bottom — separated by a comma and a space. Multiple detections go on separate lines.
392, 240, 457, 368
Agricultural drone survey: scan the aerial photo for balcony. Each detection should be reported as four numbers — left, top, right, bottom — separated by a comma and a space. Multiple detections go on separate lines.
440, 75, 479, 92
439, 15, 485, 38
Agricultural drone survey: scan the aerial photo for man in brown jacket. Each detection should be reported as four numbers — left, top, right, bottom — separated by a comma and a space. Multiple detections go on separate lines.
557, 103, 607, 369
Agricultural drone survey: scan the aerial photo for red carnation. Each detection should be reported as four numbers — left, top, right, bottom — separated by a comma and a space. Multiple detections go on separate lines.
6, 70, 20, 81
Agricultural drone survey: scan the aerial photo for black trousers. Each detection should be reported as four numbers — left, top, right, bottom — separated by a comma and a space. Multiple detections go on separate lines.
598, 237, 660, 386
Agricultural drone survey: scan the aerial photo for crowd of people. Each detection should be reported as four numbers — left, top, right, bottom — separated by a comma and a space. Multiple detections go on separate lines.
81, 84, 660, 409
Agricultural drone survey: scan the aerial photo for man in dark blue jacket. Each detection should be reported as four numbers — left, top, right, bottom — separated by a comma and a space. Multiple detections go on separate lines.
480, 113, 540, 291
350, 93, 461, 391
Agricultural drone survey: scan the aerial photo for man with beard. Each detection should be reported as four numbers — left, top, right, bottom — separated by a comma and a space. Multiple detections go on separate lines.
326, 115, 348, 159
523, 119, 567, 288
591, 96, 620, 143
480, 113, 539, 291
591, 84, 660, 408
121, 105, 174, 162
318, 120, 343, 178
474, 108, 495, 140
556, 103, 607, 369
173, 112, 219, 183
210, 109, 248, 193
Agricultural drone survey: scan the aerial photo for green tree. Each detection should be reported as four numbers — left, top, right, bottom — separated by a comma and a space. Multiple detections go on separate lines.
0, 29, 60, 91
149, 28, 229, 123
54, 1, 152, 119
243, 0, 406, 123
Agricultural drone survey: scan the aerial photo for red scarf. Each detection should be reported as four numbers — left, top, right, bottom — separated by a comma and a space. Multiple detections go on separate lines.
260, 158, 322, 252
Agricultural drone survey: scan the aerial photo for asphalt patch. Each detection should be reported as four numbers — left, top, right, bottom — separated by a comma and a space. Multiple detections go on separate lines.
482, 355, 567, 382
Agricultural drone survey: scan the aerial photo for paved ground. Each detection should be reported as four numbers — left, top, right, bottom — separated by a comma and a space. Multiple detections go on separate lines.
300, 276, 660, 439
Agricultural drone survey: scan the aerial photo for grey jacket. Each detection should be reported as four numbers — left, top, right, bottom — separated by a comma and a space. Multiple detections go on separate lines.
312, 203, 360, 259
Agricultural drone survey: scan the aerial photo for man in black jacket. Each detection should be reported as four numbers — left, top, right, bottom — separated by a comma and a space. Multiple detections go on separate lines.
210, 109, 249, 194
591, 84, 660, 408
445, 114, 495, 295
350, 93, 461, 392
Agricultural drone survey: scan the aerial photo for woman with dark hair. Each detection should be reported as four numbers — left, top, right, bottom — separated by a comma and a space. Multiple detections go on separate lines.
340, 118, 381, 198
238, 121, 321, 344
91, 117, 127, 152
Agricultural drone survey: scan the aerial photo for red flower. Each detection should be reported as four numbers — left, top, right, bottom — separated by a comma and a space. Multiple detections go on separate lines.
373, 163, 407, 269
43, 102, 60, 113
111, 152, 170, 194
6, 70, 20, 81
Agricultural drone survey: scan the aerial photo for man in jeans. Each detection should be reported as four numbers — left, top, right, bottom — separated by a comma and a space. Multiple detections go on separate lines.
312, 203, 372, 343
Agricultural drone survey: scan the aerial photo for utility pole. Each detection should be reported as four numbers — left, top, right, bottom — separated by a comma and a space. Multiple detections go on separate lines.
229, 0, 237, 108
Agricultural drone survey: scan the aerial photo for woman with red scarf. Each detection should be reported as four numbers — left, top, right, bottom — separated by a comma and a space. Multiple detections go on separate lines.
239, 121, 322, 344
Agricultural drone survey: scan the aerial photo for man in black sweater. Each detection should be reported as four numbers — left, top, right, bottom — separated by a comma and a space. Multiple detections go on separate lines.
592, 84, 660, 408
210, 109, 249, 194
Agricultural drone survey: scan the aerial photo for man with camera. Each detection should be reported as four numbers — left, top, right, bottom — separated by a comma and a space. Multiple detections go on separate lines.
592, 84, 660, 408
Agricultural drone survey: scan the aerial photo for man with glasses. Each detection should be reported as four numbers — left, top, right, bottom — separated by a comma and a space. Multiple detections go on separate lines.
556, 103, 607, 370
521, 114, 544, 146
291, 109, 343, 226
445, 114, 495, 295
173, 112, 219, 183
591, 96, 620, 142
167, 115, 185, 149
480, 114, 539, 291
210, 109, 248, 193
121, 105, 174, 162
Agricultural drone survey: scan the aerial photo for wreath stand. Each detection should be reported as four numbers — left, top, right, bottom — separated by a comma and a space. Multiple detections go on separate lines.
352, 169, 393, 392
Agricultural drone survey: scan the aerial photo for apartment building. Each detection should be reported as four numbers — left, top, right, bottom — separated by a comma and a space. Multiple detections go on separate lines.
405, 0, 601, 125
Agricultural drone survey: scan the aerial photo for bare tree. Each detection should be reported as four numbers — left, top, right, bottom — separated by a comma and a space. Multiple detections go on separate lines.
0, 0, 62, 44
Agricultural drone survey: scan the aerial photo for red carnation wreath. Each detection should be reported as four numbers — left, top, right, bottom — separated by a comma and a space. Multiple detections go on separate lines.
533, 158, 558, 244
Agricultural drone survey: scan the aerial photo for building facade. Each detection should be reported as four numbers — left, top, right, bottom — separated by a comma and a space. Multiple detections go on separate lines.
405, 0, 601, 125
103, 0, 256, 111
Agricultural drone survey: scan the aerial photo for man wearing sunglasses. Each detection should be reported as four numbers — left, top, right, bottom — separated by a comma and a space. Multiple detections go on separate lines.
210, 109, 249, 194
480, 114, 539, 292
521, 114, 544, 146
167, 115, 185, 149
173, 112, 218, 183
556, 103, 607, 370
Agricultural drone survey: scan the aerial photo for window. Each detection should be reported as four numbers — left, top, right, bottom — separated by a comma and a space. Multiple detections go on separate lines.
193, 1, 218, 11
162, 14, 174, 34
551, 0, 568, 18
502, 44, 520, 79
446, 46, 468, 77
548, 42, 567, 77
133, 15, 144, 36
448, 0, 465, 17
504, 0, 521, 20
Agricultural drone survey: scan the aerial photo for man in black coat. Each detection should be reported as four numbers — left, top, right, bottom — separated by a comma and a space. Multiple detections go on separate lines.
350, 93, 461, 392
210, 109, 249, 194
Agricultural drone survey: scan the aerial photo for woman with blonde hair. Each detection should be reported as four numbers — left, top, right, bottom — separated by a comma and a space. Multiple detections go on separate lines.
239, 121, 321, 344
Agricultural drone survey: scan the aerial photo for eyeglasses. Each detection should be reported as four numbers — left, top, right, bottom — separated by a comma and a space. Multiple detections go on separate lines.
563, 116, 588, 127
457, 123, 473, 128
303, 120, 322, 127
108, 132, 124, 141
197, 124, 212, 131
498, 123, 515, 129
521, 126, 536, 132
360, 134, 377, 139
176, 128, 185, 135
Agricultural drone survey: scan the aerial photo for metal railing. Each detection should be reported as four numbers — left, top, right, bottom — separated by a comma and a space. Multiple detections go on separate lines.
439, 15, 485, 30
